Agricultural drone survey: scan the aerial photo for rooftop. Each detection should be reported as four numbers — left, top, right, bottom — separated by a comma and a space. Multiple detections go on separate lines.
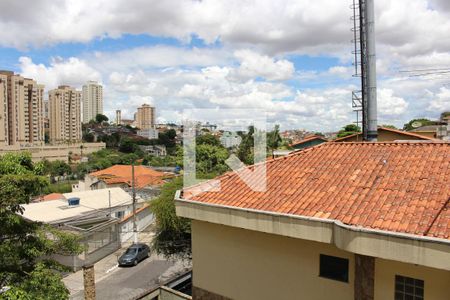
89, 165, 168, 188
182, 142, 450, 240
333, 127, 436, 142
21, 188, 142, 224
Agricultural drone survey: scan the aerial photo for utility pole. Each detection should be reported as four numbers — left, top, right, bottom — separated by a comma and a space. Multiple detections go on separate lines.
108, 190, 112, 217
131, 162, 138, 244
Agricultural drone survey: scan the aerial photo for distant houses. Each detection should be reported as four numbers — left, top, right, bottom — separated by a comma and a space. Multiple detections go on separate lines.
21, 188, 152, 270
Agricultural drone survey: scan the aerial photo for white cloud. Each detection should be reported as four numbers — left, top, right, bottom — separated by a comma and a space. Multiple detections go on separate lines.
429, 87, 450, 111
18, 56, 101, 90
377, 88, 409, 117
228, 49, 294, 81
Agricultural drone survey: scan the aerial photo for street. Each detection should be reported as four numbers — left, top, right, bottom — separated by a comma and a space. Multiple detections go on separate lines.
70, 254, 174, 300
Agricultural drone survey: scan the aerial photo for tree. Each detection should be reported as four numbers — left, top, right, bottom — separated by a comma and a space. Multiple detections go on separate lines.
403, 118, 438, 131
337, 124, 361, 138
150, 177, 191, 259
83, 132, 95, 143
195, 144, 229, 175
440, 111, 450, 121
381, 124, 397, 129
119, 139, 136, 153
0, 152, 82, 299
196, 134, 221, 147
49, 160, 71, 177
267, 124, 282, 157
237, 126, 255, 165
95, 114, 108, 124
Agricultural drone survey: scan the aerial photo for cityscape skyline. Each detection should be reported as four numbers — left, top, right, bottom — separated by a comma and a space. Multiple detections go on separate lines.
1, 0, 450, 131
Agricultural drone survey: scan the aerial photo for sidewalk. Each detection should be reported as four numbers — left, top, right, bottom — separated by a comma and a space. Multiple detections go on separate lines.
63, 229, 155, 296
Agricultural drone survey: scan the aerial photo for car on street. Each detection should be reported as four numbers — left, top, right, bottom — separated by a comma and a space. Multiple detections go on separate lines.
118, 243, 150, 266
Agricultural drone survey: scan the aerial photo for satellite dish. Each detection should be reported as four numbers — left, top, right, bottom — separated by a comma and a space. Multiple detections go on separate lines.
411, 121, 422, 128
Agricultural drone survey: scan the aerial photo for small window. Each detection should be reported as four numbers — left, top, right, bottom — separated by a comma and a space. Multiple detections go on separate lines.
319, 254, 349, 282
395, 275, 424, 300
115, 211, 124, 219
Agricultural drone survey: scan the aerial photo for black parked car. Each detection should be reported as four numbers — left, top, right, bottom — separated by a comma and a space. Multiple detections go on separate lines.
118, 243, 150, 266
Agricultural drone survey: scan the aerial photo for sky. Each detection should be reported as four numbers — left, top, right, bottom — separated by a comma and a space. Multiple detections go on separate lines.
1, 0, 450, 132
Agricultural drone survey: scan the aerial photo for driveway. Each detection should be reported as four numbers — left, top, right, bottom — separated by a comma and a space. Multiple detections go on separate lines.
70, 254, 174, 300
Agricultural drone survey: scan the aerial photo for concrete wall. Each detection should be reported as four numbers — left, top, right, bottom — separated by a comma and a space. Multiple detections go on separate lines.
0, 142, 105, 162
192, 220, 355, 300
374, 258, 450, 300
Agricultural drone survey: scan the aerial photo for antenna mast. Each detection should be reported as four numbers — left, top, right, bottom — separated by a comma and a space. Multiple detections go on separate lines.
351, 0, 378, 141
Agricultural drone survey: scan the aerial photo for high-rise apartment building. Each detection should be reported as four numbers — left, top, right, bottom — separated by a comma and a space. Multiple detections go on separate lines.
116, 109, 121, 125
82, 81, 103, 123
136, 104, 155, 130
49, 85, 82, 144
0, 71, 45, 147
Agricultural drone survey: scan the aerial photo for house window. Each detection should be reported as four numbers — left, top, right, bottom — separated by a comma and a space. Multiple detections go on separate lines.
395, 275, 424, 300
319, 254, 349, 282
115, 211, 124, 219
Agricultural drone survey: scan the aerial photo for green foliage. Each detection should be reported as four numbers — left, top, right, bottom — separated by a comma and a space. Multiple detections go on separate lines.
83, 132, 95, 143
237, 126, 255, 165
403, 118, 438, 131
120, 153, 139, 165
48, 160, 71, 177
95, 114, 109, 123
150, 177, 191, 259
2, 262, 70, 300
267, 124, 282, 156
337, 124, 361, 138
195, 144, 229, 174
196, 134, 221, 147
441, 111, 450, 120
381, 124, 397, 129
0, 153, 82, 299
119, 139, 137, 153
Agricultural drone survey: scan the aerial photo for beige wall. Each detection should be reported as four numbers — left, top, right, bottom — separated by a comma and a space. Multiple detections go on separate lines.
192, 221, 450, 300
375, 258, 450, 300
192, 220, 355, 300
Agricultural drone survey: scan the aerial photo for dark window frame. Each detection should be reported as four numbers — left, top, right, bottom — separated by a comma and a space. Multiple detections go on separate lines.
394, 275, 424, 300
319, 254, 349, 283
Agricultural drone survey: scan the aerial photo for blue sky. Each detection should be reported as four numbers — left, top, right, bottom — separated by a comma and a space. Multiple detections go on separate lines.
1, 0, 449, 131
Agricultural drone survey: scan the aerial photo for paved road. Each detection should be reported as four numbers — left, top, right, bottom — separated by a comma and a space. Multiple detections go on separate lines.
71, 256, 174, 300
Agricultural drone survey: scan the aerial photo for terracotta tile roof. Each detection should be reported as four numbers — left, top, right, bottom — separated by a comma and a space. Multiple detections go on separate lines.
182, 142, 450, 240
35, 193, 65, 202
290, 135, 328, 147
333, 127, 436, 142
89, 165, 167, 188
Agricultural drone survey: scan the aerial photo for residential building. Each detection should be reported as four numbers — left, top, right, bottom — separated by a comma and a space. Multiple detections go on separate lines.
137, 127, 159, 140
411, 124, 450, 140
116, 109, 121, 125
139, 144, 167, 157
290, 135, 328, 150
0, 70, 45, 147
21, 188, 151, 270
220, 131, 241, 148
176, 142, 450, 300
333, 126, 436, 142
136, 104, 155, 130
49, 85, 82, 144
82, 81, 103, 123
